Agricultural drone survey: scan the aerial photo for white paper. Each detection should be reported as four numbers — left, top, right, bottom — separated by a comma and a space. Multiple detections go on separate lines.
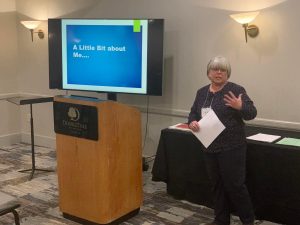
192, 109, 225, 148
247, 133, 281, 143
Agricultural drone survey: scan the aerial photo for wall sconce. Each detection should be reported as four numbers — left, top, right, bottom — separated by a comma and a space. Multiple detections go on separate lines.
230, 11, 259, 43
20, 21, 44, 42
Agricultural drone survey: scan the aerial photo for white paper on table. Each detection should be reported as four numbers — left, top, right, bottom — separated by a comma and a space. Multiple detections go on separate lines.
246, 133, 281, 143
192, 109, 225, 148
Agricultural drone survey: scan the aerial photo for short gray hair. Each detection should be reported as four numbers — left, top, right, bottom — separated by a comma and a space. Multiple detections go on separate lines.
207, 56, 231, 78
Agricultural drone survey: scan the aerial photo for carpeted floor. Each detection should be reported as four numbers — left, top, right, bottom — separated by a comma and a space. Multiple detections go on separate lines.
0, 143, 280, 225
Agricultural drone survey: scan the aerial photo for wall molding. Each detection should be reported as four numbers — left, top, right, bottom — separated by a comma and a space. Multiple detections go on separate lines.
247, 118, 300, 131
2, 104, 299, 149
134, 105, 300, 131
134, 105, 189, 117
0, 92, 19, 100
0, 92, 53, 100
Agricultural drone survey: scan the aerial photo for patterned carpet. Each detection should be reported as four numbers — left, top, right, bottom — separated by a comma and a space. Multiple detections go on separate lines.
0, 143, 279, 225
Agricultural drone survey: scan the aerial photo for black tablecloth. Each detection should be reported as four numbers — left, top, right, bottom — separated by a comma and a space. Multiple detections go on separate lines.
152, 125, 300, 225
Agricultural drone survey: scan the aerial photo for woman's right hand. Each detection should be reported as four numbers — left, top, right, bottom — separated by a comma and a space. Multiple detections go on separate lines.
189, 121, 200, 132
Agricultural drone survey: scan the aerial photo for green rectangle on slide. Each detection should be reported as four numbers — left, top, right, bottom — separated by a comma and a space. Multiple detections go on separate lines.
133, 20, 141, 32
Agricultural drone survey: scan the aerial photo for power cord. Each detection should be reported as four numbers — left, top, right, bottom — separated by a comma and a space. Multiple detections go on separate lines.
142, 96, 153, 171
142, 96, 150, 150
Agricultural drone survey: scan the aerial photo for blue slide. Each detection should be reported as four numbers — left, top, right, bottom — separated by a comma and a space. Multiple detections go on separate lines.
66, 24, 143, 88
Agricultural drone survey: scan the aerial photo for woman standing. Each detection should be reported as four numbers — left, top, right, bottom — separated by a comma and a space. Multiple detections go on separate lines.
188, 56, 257, 225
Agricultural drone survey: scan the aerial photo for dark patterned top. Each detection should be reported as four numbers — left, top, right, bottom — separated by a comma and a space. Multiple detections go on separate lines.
188, 82, 257, 152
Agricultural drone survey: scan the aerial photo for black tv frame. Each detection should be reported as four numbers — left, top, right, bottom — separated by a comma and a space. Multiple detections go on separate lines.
48, 18, 164, 97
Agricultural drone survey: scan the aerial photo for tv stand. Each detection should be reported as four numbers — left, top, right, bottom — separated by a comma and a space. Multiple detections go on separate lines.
107, 93, 117, 101
70, 95, 98, 101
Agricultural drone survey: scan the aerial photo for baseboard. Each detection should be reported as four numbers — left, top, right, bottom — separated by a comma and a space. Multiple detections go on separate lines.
0, 133, 21, 146
21, 132, 56, 149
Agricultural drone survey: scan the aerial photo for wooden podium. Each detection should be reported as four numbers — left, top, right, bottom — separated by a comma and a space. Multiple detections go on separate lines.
53, 96, 142, 224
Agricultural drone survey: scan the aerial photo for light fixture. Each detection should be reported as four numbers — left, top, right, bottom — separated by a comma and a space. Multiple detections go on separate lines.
20, 21, 44, 42
230, 11, 259, 43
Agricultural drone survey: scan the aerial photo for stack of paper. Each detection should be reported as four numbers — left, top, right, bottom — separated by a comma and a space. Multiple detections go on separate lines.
246, 133, 281, 143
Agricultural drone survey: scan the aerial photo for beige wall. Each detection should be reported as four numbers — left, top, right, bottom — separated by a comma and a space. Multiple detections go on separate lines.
0, 0, 299, 154
0, 12, 18, 93
0, 10, 20, 144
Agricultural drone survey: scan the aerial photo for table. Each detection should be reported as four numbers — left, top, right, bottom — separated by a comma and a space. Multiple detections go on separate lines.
152, 126, 300, 225
7, 95, 54, 180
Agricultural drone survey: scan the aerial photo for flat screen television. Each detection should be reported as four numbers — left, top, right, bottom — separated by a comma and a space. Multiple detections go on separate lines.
48, 18, 164, 97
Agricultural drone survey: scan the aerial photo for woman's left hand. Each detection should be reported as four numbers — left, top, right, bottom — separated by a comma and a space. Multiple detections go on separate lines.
224, 91, 242, 110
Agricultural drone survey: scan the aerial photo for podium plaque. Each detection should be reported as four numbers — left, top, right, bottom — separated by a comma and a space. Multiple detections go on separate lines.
54, 101, 98, 140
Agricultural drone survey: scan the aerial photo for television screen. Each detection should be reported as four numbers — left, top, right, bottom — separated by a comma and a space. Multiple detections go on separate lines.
48, 18, 164, 96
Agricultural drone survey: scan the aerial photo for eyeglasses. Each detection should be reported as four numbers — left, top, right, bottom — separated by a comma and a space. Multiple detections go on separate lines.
211, 68, 227, 73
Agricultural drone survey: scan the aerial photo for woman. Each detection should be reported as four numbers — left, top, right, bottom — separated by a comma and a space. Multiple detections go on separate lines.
188, 56, 257, 225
